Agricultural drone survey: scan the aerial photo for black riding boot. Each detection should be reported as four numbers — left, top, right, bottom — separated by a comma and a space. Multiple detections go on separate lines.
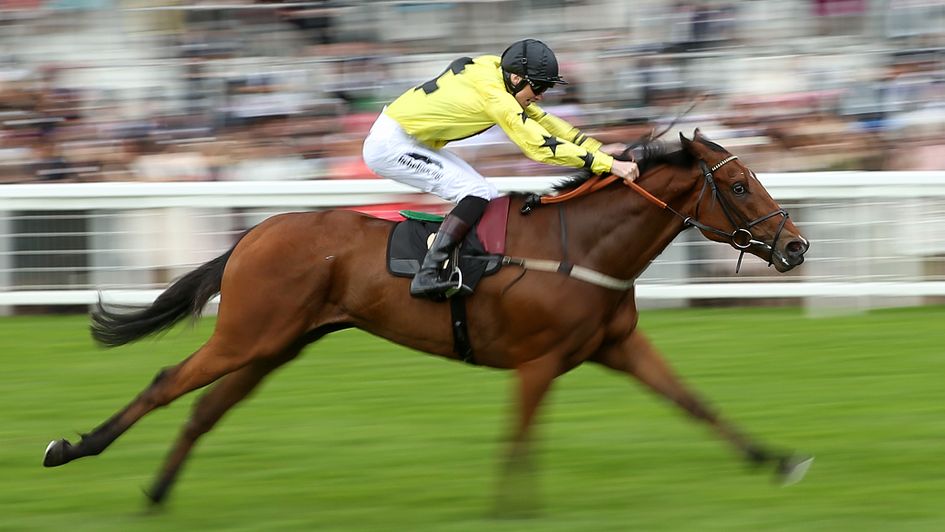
410, 196, 488, 299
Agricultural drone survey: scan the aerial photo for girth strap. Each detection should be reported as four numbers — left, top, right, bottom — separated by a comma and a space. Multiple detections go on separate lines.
500, 256, 635, 291
449, 296, 476, 365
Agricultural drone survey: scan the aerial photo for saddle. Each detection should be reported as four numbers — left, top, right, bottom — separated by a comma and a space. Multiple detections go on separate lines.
386, 196, 509, 294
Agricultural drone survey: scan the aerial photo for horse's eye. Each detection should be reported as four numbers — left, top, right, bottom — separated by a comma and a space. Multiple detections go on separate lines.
732, 182, 747, 196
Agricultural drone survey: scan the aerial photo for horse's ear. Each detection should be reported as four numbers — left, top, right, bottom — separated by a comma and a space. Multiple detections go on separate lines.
679, 131, 693, 151
693, 127, 703, 139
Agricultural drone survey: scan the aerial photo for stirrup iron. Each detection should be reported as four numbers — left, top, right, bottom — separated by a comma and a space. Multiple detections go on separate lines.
444, 248, 470, 298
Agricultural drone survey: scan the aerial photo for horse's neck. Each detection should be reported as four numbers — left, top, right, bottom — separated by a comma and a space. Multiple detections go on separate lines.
568, 166, 699, 281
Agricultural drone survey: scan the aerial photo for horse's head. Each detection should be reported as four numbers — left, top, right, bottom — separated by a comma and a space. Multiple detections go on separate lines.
677, 129, 808, 272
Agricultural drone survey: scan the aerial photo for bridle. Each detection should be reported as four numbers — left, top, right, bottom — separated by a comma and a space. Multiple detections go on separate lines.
687, 156, 789, 272
522, 153, 790, 273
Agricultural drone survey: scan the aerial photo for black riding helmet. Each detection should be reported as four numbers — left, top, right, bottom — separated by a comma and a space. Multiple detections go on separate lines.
501, 39, 568, 96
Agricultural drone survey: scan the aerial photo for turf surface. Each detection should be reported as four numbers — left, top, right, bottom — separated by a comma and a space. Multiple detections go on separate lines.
1, 306, 943, 531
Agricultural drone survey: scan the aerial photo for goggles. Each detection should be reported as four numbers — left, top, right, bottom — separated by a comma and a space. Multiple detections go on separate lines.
527, 79, 554, 95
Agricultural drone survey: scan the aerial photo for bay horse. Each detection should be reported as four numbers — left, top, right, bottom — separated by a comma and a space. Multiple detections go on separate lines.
43, 130, 811, 508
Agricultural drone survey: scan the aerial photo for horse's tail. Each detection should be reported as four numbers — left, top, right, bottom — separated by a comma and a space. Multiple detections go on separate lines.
91, 238, 243, 348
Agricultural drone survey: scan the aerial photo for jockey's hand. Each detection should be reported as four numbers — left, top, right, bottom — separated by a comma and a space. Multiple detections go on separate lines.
601, 143, 630, 157
610, 159, 640, 183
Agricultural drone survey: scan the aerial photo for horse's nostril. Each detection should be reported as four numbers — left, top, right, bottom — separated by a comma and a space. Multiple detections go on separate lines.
786, 239, 808, 257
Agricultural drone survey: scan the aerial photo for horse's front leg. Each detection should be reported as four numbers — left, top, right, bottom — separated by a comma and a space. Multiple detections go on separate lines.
589, 328, 812, 485
495, 353, 569, 517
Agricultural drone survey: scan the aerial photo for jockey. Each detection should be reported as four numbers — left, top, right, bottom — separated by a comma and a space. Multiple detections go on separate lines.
362, 38, 640, 299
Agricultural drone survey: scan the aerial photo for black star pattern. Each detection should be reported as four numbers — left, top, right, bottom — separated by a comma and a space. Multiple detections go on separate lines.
519, 111, 528, 124
540, 135, 563, 156
580, 151, 595, 170
416, 57, 474, 94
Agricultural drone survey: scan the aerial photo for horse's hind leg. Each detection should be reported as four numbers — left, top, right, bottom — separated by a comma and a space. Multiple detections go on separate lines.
146, 352, 296, 505
590, 328, 812, 484
145, 323, 349, 505
43, 336, 255, 468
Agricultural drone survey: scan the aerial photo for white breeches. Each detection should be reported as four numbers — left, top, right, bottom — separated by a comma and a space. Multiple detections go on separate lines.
362, 111, 499, 203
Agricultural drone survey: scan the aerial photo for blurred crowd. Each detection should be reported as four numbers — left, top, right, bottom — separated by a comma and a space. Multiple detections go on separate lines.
0, 0, 943, 185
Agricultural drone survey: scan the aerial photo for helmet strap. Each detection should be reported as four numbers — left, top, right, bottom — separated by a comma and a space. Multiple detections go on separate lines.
503, 70, 529, 95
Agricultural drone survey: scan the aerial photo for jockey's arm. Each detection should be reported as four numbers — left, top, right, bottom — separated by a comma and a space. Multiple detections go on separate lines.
525, 105, 605, 153
485, 92, 615, 175
526, 104, 637, 180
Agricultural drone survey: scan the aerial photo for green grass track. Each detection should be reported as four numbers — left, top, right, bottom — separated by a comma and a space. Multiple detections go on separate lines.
1, 306, 943, 531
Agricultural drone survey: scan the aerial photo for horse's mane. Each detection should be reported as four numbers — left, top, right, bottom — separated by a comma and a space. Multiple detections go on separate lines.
553, 136, 695, 193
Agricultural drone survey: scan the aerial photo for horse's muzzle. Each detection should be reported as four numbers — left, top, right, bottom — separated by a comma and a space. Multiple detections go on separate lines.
772, 236, 809, 272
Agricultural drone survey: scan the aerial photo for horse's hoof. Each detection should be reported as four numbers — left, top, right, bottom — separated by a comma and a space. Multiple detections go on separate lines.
777, 454, 814, 486
137, 489, 169, 516
43, 439, 72, 467
142, 486, 167, 509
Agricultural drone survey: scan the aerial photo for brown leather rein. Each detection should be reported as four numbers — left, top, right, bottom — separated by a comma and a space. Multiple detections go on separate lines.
528, 152, 741, 212
533, 172, 669, 210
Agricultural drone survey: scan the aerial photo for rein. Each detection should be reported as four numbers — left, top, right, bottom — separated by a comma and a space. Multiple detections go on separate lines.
512, 154, 789, 287
526, 172, 671, 211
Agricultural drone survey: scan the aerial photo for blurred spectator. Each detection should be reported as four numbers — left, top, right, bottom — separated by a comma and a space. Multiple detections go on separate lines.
274, 1, 341, 46
132, 141, 211, 182
0, 0, 941, 185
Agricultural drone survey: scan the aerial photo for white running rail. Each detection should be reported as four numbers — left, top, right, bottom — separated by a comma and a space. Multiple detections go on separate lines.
1, 172, 944, 310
